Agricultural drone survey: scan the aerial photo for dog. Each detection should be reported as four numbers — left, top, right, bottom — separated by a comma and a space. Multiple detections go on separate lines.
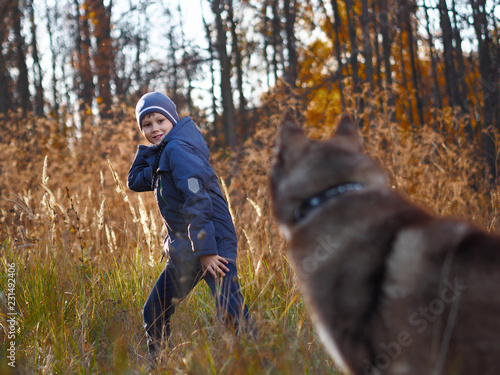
270, 110, 500, 375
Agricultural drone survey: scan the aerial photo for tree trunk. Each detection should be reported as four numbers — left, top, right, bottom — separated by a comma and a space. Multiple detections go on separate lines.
28, 0, 44, 117
178, 3, 193, 113
399, 26, 414, 126
201, 1, 219, 142
227, 0, 246, 138
133, 34, 144, 92
0, 2, 13, 115
262, 0, 272, 88
344, 0, 360, 94
271, 0, 282, 84
45, 0, 60, 120
439, 0, 460, 108
375, 0, 396, 117
211, 0, 237, 149
61, 54, 74, 138
284, 0, 298, 88
372, 0, 382, 87
378, 0, 393, 90
401, 0, 423, 126
423, 0, 443, 111
166, 7, 180, 104
13, 1, 32, 115
360, 0, 374, 86
74, 0, 95, 125
469, 0, 499, 179
88, 0, 114, 119
451, 0, 469, 113
329, 0, 346, 110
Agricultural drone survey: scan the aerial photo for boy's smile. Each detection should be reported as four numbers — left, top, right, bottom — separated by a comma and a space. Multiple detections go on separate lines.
141, 112, 174, 146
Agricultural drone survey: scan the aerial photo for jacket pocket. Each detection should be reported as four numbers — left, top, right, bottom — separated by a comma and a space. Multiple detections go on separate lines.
167, 236, 196, 265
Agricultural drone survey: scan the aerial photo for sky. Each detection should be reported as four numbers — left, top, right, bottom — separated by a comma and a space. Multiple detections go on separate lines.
117, 0, 217, 108
30, 0, 500, 116
33, 0, 216, 113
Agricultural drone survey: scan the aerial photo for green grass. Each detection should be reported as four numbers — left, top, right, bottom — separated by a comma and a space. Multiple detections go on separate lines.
0, 233, 337, 374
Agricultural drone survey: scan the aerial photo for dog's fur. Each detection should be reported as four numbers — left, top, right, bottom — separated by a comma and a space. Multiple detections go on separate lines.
270, 111, 500, 375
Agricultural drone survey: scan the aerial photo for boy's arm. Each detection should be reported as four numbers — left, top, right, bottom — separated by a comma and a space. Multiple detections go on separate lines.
127, 145, 154, 192
167, 143, 219, 257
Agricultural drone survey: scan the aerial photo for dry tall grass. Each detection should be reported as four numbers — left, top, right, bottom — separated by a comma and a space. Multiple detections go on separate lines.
0, 99, 498, 374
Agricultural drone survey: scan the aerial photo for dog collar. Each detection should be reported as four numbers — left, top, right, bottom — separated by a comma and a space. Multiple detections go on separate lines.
294, 183, 363, 222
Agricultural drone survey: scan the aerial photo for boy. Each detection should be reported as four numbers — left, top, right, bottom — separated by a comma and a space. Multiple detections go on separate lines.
127, 91, 250, 361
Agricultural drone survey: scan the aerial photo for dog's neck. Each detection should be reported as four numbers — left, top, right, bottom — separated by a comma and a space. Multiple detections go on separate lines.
294, 183, 363, 222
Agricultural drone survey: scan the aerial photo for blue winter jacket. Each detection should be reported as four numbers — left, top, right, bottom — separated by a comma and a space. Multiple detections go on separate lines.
127, 116, 238, 262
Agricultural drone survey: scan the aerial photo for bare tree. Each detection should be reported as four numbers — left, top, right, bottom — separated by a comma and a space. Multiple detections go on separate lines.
0, 2, 13, 115
13, 0, 32, 114
261, 0, 272, 88
439, 0, 461, 108
271, 0, 283, 84
284, 0, 298, 88
360, 0, 374, 86
201, 0, 220, 141
211, 0, 237, 148
400, 0, 423, 126
372, 0, 382, 86
344, 0, 360, 94
398, 22, 414, 126
329, 0, 346, 110
44, 1, 60, 119
469, 0, 499, 178
227, 0, 246, 122
451, 0, 469, 113
165, 7, 180, 104
73, 0, 95, 125
423, 0, 443, 111
88, 0, 114, 119
28, 0, 44, 116
377, 0, 393, 91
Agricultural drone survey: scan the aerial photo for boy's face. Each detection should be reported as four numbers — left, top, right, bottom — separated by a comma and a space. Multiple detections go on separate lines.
141, 112, 174, 146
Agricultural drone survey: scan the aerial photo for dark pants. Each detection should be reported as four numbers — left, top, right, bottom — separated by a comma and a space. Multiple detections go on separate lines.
143, 256, 250, 353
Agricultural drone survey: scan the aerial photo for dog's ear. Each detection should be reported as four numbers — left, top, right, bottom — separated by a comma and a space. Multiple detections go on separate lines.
275, 108, 309, 164
280, 107, 302, 132
331, 114, 362, 151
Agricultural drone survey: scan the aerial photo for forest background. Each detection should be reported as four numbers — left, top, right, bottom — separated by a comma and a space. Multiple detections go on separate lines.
0, 0, 499, 373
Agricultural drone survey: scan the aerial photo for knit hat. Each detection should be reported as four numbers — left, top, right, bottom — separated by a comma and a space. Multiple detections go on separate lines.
135, 91, 180, 129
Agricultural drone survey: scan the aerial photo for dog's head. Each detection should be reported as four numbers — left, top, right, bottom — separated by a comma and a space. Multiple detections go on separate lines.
270, 110, 387, 230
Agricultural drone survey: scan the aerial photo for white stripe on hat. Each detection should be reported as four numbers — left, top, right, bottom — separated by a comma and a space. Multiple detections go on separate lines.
139, 105, 178, 125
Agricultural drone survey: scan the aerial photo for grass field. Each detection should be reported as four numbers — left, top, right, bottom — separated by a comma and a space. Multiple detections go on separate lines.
1, 105, 498, 374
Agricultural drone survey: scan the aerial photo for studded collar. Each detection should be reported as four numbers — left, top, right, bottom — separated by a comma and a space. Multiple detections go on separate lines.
294, 183, 363, 222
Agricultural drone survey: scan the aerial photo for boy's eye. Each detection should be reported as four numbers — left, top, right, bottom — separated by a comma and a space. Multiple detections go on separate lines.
143, 123, 151, 128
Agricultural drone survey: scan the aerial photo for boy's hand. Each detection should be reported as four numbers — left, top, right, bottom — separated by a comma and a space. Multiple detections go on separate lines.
200, 255, 229, 278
